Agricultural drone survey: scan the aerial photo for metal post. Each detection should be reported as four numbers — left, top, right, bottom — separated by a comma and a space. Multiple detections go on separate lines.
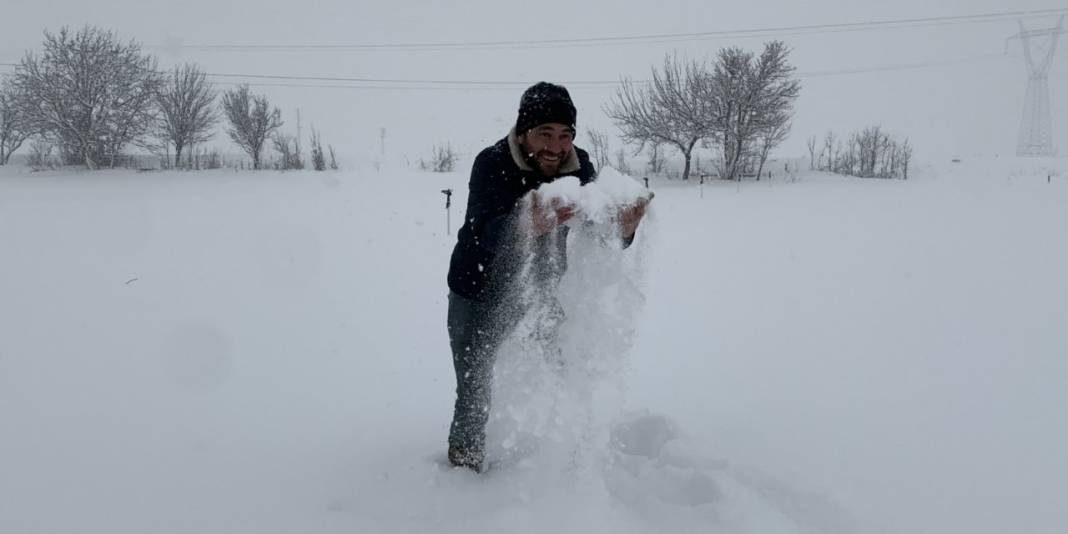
441, 189, 453, 235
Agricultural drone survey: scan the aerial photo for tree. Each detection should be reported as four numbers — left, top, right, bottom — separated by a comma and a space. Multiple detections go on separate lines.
806, 135, 817, 170
310, 127, 326, 171
900, 138, 913, 180
154, 64, 219, 168
755, 119, 790, 181
585, 128, 610, 170
221, 85, 282, 169
271, 131, 304, 170
0, 81, 31, 165
10, 26, 161, 169
707, 41, 799, 181
606, 54, 713, 181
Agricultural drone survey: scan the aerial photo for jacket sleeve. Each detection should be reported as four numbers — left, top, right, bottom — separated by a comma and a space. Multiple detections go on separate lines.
465, 152, 519, 253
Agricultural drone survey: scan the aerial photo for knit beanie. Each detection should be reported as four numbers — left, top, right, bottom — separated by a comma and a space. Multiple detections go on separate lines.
515, 82, 577, 135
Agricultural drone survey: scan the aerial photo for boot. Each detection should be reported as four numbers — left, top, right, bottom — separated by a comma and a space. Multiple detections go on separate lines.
448, 444, 484, 472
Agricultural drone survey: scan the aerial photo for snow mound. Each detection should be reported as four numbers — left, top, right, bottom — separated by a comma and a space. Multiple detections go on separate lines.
536, 166, 650, 224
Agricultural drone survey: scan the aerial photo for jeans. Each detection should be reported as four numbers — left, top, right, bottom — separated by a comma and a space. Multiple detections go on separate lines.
447, 291, 514, 454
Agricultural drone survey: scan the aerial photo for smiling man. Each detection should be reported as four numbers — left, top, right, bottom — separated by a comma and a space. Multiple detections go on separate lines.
444, 82, 648, 471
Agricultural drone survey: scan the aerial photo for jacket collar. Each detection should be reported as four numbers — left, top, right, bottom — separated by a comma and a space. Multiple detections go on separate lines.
507, 127, 581, 175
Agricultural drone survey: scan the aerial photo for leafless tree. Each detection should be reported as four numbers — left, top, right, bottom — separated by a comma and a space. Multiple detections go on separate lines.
271, 131, 303, 170
606, 54, 713, 181
328, 145, 338, 170
154, 64, 219, 168
755, 119, 790, 180
0, 80, 31, 165
614, 147, 631, 174
421, 143, 457, 172
707, 41, 800, 181
821, 131, 836, 173
27, 136, 57, 170
222, 85, 283, 170
806, 135, 817, 170
645, 142, 665, 175
309, 127, 326, 171
822, 125, 912, 179
9, 26, 160, 169
900, 138, 913, 180
585, 128, 610, 170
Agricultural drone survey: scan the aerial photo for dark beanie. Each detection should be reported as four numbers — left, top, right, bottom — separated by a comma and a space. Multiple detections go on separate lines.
515, 82, 577, 135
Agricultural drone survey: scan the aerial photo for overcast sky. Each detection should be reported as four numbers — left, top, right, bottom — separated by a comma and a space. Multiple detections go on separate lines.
2, 0, 1066, 164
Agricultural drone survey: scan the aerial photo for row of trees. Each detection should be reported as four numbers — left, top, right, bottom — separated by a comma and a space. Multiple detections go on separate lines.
807, 126, 913, 179
606, 41, 801, 181
0, 26, 337, 171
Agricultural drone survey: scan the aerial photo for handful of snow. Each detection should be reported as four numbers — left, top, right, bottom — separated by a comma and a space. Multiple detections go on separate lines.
535, 166, 651, 225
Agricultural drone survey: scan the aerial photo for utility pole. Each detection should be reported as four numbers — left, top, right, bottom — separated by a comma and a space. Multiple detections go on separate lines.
1009, 16, 1063, 157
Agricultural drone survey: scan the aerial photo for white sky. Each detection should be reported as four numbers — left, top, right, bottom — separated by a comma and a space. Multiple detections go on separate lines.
2, 0, 1066, 163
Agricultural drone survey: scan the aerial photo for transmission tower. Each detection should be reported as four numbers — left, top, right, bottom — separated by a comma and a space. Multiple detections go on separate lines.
1010, 16, 1062, 157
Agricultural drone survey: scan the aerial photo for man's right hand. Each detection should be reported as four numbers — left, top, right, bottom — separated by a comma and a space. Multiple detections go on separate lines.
529, 191, 578, 236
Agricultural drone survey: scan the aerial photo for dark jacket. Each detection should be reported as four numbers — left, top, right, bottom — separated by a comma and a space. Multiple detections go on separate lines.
447, 129, 597, 302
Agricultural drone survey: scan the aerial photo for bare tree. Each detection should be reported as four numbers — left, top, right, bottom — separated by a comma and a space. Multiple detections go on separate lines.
27, 136, 57, 170
0, 80, 31, 165
271, 131, 304, 170
806, 135, 817, 170
420, 143, 457, 172
10, 26, 160, 169
606, 54, 713, 181
328, 145, 338, 170
585, 128, 610, 170
645, 142, 665, 175
755, 119, 790, 181
222, 85, 283, 170
708, 41, 800, 181
822, 131, 836, 172
309, 127, 326, 171
821, 126, 912, 179
154, 64, 219, 168
900, 138, 913, 180
614, 147, 631, 174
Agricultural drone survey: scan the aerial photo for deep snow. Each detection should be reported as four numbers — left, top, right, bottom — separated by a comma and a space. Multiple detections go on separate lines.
0, 156, 1065, 533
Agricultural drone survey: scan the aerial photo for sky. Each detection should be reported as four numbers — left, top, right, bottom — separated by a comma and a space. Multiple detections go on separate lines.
1, 0, 1066, 165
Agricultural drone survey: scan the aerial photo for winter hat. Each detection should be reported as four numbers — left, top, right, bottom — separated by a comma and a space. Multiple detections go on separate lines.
515, 82, 577, 135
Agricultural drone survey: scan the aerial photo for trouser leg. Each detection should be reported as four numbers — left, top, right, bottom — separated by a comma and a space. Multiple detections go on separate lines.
447, 292, 509, 455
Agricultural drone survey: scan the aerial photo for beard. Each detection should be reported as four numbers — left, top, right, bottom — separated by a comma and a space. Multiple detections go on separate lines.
525, 149, 567, 176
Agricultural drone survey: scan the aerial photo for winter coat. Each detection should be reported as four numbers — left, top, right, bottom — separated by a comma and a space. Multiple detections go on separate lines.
447, 129, 597, 302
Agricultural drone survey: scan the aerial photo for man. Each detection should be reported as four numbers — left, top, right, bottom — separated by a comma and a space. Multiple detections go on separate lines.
445, 82, 649, 471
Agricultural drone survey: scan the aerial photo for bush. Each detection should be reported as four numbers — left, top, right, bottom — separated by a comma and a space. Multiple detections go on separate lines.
420, 144, 457, 173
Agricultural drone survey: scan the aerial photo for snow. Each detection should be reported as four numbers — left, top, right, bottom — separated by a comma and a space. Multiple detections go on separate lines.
537, 166, 651, 224
0, 157, 1066, 533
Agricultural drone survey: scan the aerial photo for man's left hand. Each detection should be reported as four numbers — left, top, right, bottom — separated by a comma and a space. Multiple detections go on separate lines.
617, 193, 653, 240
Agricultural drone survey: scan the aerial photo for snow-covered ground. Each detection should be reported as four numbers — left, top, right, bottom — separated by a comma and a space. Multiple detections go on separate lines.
1, 156, 1065, 533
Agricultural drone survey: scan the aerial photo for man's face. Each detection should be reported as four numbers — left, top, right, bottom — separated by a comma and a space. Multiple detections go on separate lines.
519, 123, 575, 176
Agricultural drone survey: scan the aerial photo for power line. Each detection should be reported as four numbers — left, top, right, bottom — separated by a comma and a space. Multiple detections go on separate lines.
1, 53, 1015, 90
201, 54, 1010, 92
149, 7, 1068, 52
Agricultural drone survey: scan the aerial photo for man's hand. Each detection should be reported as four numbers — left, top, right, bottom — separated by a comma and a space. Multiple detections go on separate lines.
530, 191, 578, 236
617, 192, 653, 240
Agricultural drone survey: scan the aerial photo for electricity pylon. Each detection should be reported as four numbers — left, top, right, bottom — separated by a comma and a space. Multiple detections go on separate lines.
1010, 16, 1062, 157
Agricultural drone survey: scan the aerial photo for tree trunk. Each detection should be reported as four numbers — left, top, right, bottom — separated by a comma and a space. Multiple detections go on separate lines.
84, 145, 96, 170
756, 149, 768, 182
174, 142, 184, 169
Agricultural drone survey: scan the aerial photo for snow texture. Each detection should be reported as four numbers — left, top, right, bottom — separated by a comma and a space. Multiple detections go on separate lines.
0, 157, 1066, 534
